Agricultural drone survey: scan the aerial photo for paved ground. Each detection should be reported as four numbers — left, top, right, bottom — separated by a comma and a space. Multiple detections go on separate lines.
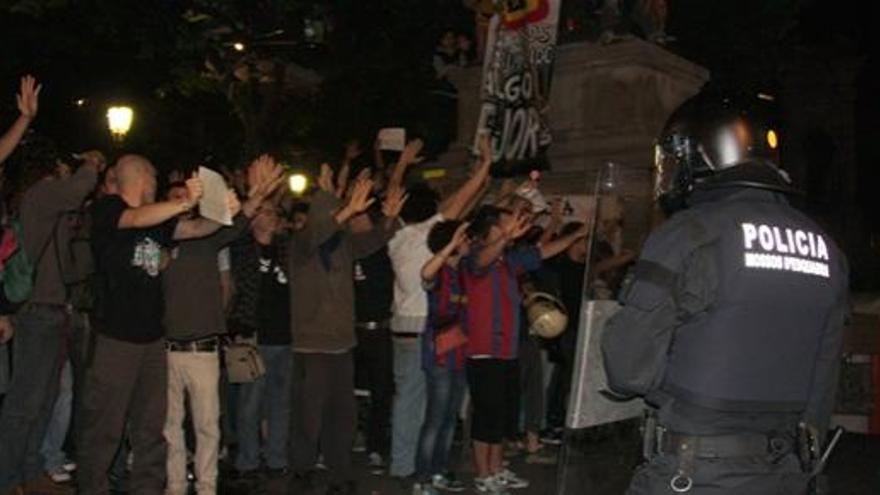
14, 421, 874, 493
213, 425, 880, 494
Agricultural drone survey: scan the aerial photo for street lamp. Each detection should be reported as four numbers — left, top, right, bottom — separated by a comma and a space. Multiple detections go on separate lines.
107, 106, 134, 142
288, 173, 308, 195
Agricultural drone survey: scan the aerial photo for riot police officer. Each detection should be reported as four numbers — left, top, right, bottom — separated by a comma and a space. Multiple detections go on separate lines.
601, 90, 849, 494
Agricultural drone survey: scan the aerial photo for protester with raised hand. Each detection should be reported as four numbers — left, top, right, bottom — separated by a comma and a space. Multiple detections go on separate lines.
288, 165, 406, 495
387, 135, 492, 480
462, 206, 587, 493
161, 155, 284, 495
0, 134, 104, 494
411, 220, 471, 494
229, 192, 300, 482
0, 75, 40, 166
77, 155, 235, 495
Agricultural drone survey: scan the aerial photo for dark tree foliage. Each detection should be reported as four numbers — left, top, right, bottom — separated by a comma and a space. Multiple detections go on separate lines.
0, 0, 470, 171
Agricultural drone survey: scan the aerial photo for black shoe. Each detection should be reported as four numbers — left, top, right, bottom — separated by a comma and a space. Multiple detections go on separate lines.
290, 470, 318, 492
231, 468, 262, 481
325, 481, 356, 495
265, 466, 290, 479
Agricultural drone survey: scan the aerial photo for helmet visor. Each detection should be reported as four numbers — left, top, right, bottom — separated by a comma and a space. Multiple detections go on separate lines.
653, 142, 682, 201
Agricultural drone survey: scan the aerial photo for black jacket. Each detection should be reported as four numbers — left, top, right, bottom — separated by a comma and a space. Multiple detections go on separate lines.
602, 187, 849, 437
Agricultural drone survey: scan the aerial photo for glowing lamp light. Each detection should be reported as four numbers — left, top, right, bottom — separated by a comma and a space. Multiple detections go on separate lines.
106, 106, 133, 141
289, 174, 308, 194
766, 129, 779, 150
233, 42, 245, 52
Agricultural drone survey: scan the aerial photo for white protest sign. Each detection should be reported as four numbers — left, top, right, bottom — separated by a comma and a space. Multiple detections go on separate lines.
198, 166, 233, 226
377, 128, 406, 151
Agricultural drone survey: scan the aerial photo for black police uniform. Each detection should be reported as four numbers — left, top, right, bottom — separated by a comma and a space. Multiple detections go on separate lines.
601, 182, 849, 494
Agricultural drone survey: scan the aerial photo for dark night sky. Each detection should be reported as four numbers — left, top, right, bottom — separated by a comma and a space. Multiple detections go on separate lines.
0, 0, 873, 153
0, 0, 878, 284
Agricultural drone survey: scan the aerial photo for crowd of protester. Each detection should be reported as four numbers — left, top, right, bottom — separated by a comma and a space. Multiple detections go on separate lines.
0, 75, 635, 495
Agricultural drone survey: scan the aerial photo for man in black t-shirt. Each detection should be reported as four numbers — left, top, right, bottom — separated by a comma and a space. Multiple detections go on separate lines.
78, 155, 238, 494
352, 240, 395, 472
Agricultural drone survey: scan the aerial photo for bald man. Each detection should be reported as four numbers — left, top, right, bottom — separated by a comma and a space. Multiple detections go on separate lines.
78, 155, 238, 495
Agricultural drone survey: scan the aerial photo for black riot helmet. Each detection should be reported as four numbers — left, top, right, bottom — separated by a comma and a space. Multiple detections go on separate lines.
654, 89, 792, 213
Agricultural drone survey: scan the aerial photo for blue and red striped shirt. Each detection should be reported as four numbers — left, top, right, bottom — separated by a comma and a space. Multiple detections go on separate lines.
462, 246, 542, 360
423, 264, 468, 371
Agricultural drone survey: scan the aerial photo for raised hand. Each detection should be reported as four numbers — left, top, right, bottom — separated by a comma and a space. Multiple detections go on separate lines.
346, 178, 376, 215
344, 139, 363, 162
477, 132, 492, 166
445, 221, 470, 252
185, 172, 204, 209
399, 139, 425, 167
247, 154, 285, 200
317, 163, 335, 193
504, 211, 532, 240
498, 179, 517, 200
382, 185, 409, 218
335, 163, 350, 198
16, 75, 41, 120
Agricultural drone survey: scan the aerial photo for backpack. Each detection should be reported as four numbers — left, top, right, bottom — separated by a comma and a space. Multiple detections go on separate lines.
0, 218, 54, 312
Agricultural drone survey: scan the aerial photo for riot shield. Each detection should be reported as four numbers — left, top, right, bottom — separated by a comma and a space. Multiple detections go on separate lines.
566, 300, 644, 429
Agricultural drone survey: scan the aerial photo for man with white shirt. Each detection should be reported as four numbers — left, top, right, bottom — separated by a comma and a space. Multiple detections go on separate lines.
387, 137, 492, 480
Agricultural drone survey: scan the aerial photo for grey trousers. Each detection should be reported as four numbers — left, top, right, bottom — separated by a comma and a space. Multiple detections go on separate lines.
626, 452, 810, 495
290, 351, 356, 482
78, 333, 167, 495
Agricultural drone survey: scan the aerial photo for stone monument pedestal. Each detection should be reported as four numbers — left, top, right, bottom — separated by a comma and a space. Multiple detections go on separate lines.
438, 38, 708, 244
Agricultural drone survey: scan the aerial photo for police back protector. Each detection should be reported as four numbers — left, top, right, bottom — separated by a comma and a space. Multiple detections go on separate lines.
662, 190, 847, 412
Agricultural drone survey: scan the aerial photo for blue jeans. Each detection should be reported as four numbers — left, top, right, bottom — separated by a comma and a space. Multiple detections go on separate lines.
0, 305, 68, 490
389, 336, 426, 477
40, 359, 73, 472
415, 366, 466, 482
235, 346, 292, 471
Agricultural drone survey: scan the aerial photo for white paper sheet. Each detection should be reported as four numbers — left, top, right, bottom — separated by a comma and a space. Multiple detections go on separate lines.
198, 166, 232, 226
377, 127, 406, 151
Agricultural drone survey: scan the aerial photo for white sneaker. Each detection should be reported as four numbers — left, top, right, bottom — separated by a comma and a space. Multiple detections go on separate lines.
47, 468, 72, 483
367, 452, 385, 475
495, 469, 529, 489
432, 473, 466, 492
412, 482, 440, 495
62, 460, 77, 472
474, 476, 509, 494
